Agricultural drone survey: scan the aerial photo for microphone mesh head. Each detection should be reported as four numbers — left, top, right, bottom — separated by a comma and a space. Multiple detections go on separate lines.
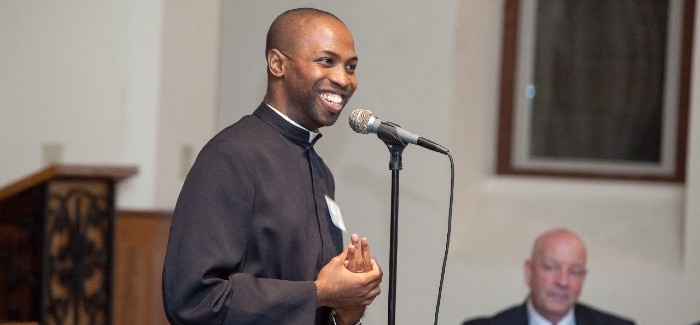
348, 109, 373, 134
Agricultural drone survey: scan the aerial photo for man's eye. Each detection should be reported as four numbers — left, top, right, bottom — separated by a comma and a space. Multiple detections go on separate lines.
543, 263, 556, 271
318, 58, 333, 65
346, 64, 357, 73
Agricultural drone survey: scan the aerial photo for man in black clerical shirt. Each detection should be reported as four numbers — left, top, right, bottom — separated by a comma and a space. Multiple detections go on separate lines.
163, 8, 382, 325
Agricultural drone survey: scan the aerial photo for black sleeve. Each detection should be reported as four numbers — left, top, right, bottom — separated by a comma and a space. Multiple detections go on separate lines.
162, 142, 319, 324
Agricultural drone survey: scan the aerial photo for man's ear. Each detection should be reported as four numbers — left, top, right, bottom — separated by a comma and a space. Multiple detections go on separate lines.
524, 259, 533, 287
267, 49, 286, 77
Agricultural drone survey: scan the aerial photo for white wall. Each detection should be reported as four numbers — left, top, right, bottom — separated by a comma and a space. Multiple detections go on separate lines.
0, 0, 136, 187
2, 1, 699, 324
153, 0, 221, 208
0, 0, 220, 210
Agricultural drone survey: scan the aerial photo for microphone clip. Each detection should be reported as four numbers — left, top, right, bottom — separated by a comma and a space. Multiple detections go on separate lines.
376, 122, 407, 171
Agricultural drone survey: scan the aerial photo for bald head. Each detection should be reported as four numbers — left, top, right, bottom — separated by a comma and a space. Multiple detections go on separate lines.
265, 8, 345, 58
525, 228, 587, 323
531, 228, 587, 262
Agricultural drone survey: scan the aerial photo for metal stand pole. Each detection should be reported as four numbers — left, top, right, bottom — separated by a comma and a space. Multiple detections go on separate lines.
377, 122, 407, 325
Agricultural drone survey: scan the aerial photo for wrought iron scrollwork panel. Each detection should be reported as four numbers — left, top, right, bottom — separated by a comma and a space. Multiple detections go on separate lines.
45, 183, 112, 325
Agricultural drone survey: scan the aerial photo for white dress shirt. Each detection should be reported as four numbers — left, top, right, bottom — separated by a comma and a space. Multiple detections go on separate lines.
527, 298, 575, 325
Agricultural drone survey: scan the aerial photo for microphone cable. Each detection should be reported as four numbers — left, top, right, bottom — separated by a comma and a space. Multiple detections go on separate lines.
434, 151, 454, 325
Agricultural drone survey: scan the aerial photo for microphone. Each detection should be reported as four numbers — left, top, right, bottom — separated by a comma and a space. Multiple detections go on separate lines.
348, 108, 449, 154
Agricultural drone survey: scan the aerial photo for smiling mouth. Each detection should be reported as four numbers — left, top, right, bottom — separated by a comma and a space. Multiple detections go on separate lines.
547, 291, 570, 301
321, 92, 343, 111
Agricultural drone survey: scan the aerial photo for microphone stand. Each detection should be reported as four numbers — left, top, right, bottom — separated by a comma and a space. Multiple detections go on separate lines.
375, 122, 407, 325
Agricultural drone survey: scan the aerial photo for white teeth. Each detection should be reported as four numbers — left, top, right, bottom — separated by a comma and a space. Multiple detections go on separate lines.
322, 93, 342, 105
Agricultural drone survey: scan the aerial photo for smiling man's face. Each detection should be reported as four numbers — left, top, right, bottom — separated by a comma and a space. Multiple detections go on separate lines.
525, 230, 587, 324
279, 15, 358, 131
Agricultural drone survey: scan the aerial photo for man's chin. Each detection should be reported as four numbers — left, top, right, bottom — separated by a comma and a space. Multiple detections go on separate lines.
323, 119, 340, 128
320, 112, 341, 127
544, 301, 573, 316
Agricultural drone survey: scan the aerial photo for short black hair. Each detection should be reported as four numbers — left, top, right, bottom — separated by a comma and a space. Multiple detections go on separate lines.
265, 8, 343, 57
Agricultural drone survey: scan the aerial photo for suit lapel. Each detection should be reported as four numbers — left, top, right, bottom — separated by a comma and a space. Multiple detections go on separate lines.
574, 304, 591, 325
517, 302, 530, 325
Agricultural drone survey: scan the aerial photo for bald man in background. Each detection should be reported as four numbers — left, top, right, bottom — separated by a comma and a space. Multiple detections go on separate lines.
463, 228, 635, 325
162, 8, 381, 325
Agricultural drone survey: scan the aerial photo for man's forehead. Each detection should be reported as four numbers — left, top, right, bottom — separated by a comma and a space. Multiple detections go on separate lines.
540, 255, 585, 266
295, 21, 356, 57
300, 19, 352, 42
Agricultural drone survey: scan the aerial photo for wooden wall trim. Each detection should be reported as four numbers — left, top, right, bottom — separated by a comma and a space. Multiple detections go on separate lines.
113, 210, 172, 325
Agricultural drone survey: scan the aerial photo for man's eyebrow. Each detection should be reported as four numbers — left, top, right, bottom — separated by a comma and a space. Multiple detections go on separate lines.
318, 50, 358, 62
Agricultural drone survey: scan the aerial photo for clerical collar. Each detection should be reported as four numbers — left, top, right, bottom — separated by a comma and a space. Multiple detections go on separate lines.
266, 104, 319, 143
527, 298, 575, 325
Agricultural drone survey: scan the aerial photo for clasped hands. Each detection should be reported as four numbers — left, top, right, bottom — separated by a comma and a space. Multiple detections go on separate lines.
315, 234, 383, 325
344, 233, 374, 273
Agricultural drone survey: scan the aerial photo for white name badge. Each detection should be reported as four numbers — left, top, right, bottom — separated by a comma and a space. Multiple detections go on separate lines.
325, 195, 346, 233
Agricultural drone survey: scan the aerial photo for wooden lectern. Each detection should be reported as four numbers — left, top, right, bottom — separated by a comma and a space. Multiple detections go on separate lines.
0, 164, 137, 325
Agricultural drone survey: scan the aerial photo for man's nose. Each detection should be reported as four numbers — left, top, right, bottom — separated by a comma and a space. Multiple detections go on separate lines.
555, 268, 570, 286
330, 66, 353, 89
